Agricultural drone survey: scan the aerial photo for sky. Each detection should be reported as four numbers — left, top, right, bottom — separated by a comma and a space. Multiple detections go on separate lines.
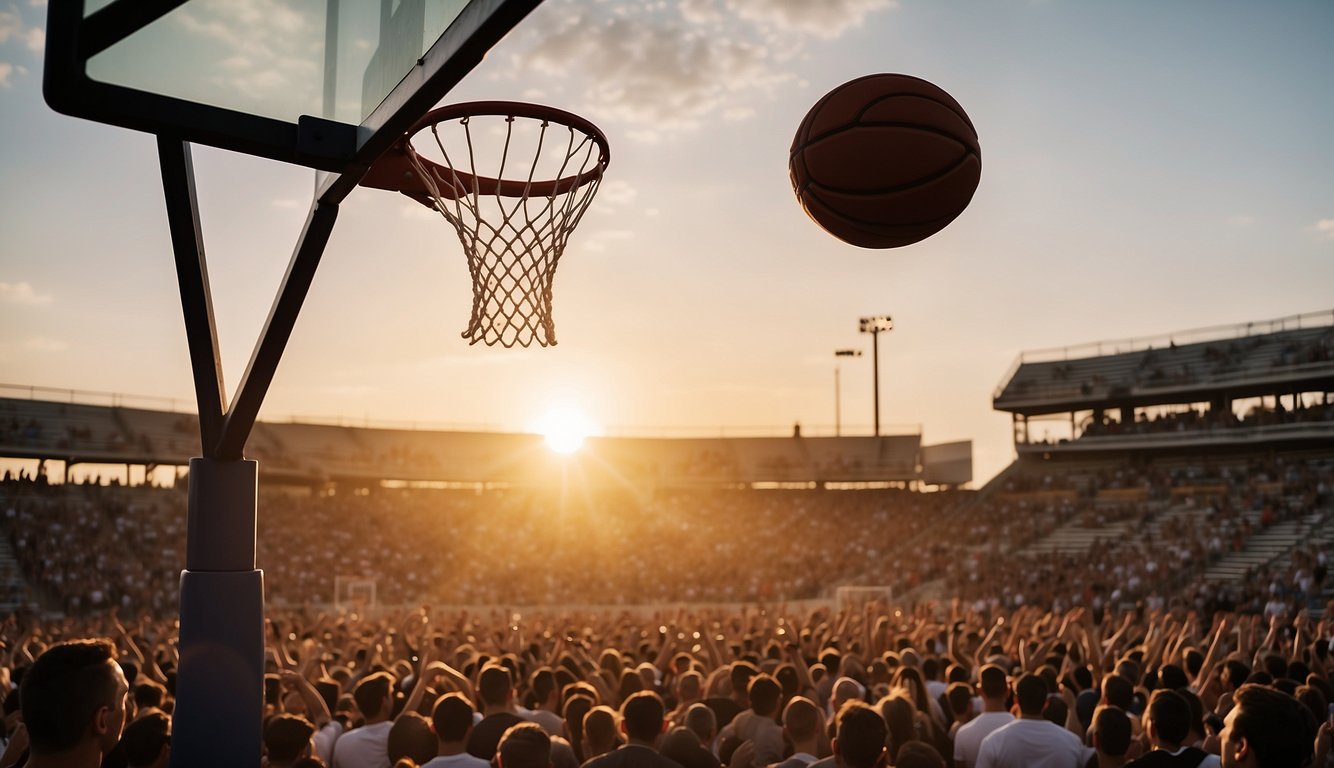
1, 0, 1332, 486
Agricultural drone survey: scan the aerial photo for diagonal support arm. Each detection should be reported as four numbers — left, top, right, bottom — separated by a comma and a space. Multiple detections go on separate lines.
159, 136, 226, 454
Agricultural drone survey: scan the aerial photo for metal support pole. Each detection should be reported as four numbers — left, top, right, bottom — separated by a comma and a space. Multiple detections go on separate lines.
834, 365, 841, 437
872, 330, 881, 437
858, 317, 891, 439
172, 458, 263, 768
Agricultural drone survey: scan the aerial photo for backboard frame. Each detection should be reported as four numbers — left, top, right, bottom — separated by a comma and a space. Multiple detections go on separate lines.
44, 0, 544, 175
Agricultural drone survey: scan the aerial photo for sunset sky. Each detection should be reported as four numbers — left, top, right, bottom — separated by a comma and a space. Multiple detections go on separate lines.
2, 0, 1332, 484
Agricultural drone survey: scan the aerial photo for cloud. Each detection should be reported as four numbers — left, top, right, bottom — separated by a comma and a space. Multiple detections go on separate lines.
0, 62, 12, 88
173, 0, 321, 110
500, 0, 896, 140
25, 336, 67, 352
579, 228, 634, 253
1316, 219, 1334, 241
0, 7, 21, 43
729, 0, 899, 39
596, 179, 638, 207
23, 25, 40, 52
0, 281, 53, 305
1226, 214, 1254, 227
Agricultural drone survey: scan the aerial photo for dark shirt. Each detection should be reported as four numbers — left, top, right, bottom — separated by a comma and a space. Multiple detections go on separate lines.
467, 711, 526, 760
581, 744, 685, 768
701, 697, 743, 729
1125, 747, 1209, 768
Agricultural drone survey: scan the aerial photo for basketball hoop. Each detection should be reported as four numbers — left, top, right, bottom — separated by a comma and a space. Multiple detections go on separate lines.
361, 101, 610, 347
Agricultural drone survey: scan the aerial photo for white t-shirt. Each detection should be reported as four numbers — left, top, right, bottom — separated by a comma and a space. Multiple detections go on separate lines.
422, 754, 492, 768
331, 721, 393, 768
953, 712, 1014, 768
975, 718, 1090, 768
315, 720, 345, 764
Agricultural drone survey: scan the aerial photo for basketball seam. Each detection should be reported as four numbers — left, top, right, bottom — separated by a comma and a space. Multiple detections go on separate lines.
802, 122, 978, 157
804, 153, 980, 197
854, 90, 976, 134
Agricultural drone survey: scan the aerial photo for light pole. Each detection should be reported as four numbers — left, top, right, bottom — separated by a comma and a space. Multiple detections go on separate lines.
834, 349, 862, 436
859, 316, 893, 436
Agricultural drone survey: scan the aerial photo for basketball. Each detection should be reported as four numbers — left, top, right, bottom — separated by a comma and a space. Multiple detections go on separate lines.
789, 73, 982, 249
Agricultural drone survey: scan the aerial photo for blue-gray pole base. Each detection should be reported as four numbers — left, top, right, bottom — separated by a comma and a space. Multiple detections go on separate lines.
170, 458, 263, 767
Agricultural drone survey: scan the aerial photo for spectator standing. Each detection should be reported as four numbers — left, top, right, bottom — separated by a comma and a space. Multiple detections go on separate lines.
581, 692, 681, 768
975, 675, 1088, 768
20, 639, 130, 768
333, 672, 396, 768
423, 693, 489, 768
468, 665, 527, 762
953, 666, 1013, 768
1218, 685, 1313, 768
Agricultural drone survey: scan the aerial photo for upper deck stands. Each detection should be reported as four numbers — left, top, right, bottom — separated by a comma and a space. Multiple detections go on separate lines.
995, 312, 1334, 415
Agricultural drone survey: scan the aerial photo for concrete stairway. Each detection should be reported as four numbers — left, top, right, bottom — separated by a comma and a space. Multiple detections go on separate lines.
1201, 511, 1326, 582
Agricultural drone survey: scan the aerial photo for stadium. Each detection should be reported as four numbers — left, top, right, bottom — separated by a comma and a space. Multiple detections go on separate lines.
3, 1, 1333, 767
2, 309, 1332, 767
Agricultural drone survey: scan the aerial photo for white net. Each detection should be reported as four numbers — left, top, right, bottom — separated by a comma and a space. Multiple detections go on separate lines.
406, 107, 608, 348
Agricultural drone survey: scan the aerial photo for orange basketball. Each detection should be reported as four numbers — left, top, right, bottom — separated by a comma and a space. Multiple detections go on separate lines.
789, 73, 981, 249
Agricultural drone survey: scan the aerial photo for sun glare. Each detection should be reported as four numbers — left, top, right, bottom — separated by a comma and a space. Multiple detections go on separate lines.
539, 407, 596, 455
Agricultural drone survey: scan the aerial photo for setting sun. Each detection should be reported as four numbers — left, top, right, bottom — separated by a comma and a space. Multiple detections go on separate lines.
538, 406, 597, 454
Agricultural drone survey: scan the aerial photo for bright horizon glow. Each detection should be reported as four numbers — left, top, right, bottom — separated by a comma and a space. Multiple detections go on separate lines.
538, 406, 597, 455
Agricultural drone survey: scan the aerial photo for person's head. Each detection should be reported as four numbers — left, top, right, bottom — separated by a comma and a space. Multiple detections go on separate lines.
832, 677, 865, 710
480, 664, 515, 709
264, 714, 316, 766
729, 662, 759, 704
1101, 673, 1133, 710
530, 667, 558, 709
676, 670, 702, 702
1014, 674, 1047, 717
582, 706, 619, 756
133, 680, 167, 712
353, 672, 394, 721
1144, 689, 1191, 749
683, 702, 716, 744
1091, 706, 1131, 761
782, 696, 821, 747
432, 692, 475, 744
389, 711, 437, 765
562, 694, 594, 746
893, 742, 944, 768
120, 710, 171, 768
1221, 661, 1251, 692
1159, 664, 1189, 691
832, 700, 887, 768
20, 638, 129, 757
978, 664, 1008, 703
945, 682, 972, 721
747, 674, 782, 718
617, 669, 643, 702
1221, 684, 1315, 768
659, 727, 706, 768
497, 723, 552, 768
620, 690, 666, 744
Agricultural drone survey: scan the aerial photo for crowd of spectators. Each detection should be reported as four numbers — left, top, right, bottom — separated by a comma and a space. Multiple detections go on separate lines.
1081, 401, 1334, 441
7, 598, 1334, 766
0, 482, 968, 612
2, 451, 1329, 629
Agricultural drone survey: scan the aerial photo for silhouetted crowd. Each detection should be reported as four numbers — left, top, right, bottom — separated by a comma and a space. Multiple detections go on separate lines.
6, 601, 1334, 766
